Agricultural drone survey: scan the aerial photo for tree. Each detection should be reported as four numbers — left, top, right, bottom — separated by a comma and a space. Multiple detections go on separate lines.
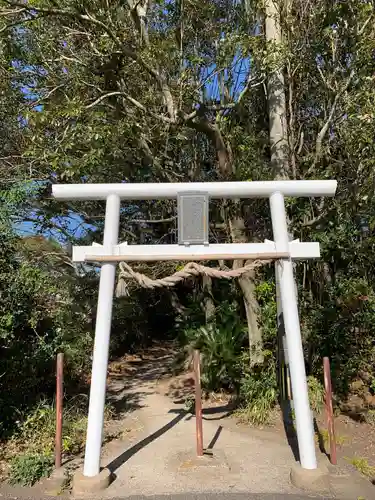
1, 0, 272, 363
1, 0, 374, 403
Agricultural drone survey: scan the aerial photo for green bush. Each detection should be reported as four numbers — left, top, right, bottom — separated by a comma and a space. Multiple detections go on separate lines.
9, 452, 53, 486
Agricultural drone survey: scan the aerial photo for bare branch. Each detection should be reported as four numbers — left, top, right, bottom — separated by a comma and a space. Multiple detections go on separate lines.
237, 74, 265, 105
130, 216, 177, 224
301, 209, 330, 228
85, 91, 174, 124
33, 83, 67, 105
316, 64, 335, 92
85, 91, 127, 109
296, 130, 304, 155
4, 1, 123, 46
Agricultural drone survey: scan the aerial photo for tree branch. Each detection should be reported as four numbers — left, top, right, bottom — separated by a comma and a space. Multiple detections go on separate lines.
308, 69, 354, 174
130, 216, 177, 224
86, 91, 174, 124
4, 1, 177, 122
185, 116, 232, 176
358, 13, 374, 35
4, 1, 123, 46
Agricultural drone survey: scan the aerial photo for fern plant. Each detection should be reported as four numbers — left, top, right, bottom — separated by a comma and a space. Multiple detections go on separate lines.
184, 319, 246, 392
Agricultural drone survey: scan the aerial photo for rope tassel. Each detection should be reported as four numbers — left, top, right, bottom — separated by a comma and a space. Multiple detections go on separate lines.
115, 277, 130, 298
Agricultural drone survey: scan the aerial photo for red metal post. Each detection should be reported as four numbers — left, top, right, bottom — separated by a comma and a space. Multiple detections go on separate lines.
55, 353, 64, 469
323, 356, 337, 465
193, 350, 204, 456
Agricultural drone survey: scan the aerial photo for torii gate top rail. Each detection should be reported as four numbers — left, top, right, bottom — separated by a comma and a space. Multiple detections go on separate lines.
52, 180, 337, 200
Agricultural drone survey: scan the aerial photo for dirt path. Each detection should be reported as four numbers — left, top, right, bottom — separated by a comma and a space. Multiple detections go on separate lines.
1, 343, 374, 500
100, 344, 300, 497
98, 343, 374, 499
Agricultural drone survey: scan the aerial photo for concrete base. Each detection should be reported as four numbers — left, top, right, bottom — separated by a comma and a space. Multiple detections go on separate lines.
173, 449, 230, 471
72, 468, 113, 496
290, 462, 330, 494
41, 467, 68, 496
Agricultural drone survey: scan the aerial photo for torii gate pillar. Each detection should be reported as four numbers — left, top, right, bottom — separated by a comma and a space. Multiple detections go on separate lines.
270, 192, 316, 468
83, 194, 120, 477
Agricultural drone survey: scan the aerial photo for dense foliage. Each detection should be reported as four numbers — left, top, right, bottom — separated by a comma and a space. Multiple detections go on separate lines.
1, 1, 375, 482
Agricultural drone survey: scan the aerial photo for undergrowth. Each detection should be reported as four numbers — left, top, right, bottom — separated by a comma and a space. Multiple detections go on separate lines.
2, 397, 114, 486
316, 428, 348, 448
9, 453, 53, 486
236, 352, 278, 426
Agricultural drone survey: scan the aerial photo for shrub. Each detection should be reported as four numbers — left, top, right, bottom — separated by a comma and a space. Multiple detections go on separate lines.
237, 352, 278, 425
184, 322, 246, 392
9, 452, 53, 486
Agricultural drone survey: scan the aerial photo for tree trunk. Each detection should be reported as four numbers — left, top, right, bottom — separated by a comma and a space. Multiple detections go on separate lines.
265, 0, 289, 178
230, 216, 264, 365
202, 275, 215, 323
265, 0, 290, 392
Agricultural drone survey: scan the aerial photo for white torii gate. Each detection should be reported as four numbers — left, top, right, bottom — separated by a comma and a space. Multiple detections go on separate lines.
52, 180, 337, 479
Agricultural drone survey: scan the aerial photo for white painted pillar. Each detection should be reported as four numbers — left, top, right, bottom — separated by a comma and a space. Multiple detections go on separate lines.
83, 194, 121, 477
269, 192, 317, 470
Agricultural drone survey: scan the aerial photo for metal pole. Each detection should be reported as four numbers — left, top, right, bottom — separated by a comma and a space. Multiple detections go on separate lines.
323, 357, 337, 465
83, 194, 121, 477
193, 350, 204, 456
55, 353, 64, 469
269, 192, 317, 470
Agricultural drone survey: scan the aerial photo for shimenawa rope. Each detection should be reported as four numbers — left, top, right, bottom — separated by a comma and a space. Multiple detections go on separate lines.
115, 259, 274, 298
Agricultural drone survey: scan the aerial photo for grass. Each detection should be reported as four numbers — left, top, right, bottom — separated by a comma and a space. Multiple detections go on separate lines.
235, 399, 277, 426
346, 456, 375, 478
365, 409, 375, 426
316, 428, 348, 448
307, 375, 325, 413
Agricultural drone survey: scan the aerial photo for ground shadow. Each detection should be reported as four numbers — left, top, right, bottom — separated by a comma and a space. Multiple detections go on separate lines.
313, 417, 330, 460
106, 346, 176, 417
206, 425, 223, 451
202, 403, 235, 421
341, 408, 367, 423
279, 399, 299, 462
105, 409, 187, 473
167, 376, 195, 403
107, 388, 150, 416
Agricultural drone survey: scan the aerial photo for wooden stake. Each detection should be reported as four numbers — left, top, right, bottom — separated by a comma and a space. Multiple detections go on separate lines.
55, 353, 64, 469
193, 350, 203, 456
323, 357, 337, 465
